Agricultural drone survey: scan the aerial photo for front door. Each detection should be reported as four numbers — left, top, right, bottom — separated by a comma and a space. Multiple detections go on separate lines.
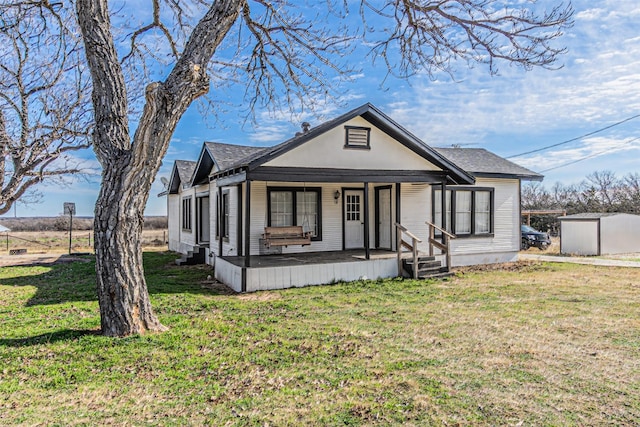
376, 187, 392, 250
344, 189, 364, 249
196, 196, 210, 244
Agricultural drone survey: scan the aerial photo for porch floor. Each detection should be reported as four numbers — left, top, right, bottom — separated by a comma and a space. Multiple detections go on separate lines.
221, 249, 403, 268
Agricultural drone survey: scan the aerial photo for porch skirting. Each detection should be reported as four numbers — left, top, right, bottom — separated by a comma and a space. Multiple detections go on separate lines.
215, 253, 398, 293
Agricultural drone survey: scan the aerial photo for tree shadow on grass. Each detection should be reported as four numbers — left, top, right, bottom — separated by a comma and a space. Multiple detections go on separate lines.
0, 251, 234, 307
0, 329, 101, 347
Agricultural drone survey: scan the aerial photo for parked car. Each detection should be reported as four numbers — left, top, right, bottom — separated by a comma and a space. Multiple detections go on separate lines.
521, 224, 551, 250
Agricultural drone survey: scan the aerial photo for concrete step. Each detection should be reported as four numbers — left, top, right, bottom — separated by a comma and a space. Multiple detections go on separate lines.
175, 246, 206, 265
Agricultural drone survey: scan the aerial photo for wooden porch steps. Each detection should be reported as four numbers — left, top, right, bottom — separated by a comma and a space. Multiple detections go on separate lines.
175, 246, 206, 266
402, 255, 452, 279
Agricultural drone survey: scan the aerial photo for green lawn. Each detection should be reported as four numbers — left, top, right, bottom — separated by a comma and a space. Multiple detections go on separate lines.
1, 253, 638, 426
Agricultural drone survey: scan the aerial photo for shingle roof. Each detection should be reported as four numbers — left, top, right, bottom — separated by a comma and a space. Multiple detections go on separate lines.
434, 148, 543, 181
204, 141, 269, 171
175, 160, 196, 184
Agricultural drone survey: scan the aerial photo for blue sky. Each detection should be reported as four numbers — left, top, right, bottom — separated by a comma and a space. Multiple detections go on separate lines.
5, 0, 640, 218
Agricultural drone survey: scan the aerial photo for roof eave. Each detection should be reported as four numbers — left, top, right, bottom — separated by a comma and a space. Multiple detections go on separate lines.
471, 172, 544, 182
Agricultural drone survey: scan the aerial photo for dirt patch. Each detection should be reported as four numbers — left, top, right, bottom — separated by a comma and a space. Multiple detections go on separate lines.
453, 260, 546, 274
0, 253, 92, 268
199, 279, 237, 295
237, 291, 282, 301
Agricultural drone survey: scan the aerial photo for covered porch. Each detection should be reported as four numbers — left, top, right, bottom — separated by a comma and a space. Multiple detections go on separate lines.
216, 249, 400, 293
215, 220, 454, 293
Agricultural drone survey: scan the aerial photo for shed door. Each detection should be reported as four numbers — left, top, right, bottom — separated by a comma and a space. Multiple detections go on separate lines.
344, 190, 364, 249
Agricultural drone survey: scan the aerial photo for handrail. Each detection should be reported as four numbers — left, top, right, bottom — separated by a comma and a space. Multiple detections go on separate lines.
395, 223, 422, 244
425, 221, 455, 239
394, 222, 421, 279
395, 222, 456, 279
425, 221, 455, 271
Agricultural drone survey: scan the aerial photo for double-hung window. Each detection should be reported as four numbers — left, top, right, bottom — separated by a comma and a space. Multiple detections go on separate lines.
216, 190, 230, 240
433, 187, 494, 236
267, 187, 321, 240
182, 197, 192, 231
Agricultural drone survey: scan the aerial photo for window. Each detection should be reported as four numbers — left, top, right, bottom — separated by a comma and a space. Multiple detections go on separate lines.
182, 197, 192, 231
216, 190, 230, 240
433, 187, 494, 236
222, 191, 230, 239
346, 193, 361, 221
475, 191, 491, 234
455, 191, 472, 235
267, 187, 322, 239
344, 126, 371, 149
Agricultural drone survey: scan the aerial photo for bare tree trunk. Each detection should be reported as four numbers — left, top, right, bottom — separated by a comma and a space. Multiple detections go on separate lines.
77, 0, 242, 336
94, 160, 167, 336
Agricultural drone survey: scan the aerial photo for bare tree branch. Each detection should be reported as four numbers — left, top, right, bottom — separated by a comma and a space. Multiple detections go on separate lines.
0, 1, 92, 215
360, 0, 573, 81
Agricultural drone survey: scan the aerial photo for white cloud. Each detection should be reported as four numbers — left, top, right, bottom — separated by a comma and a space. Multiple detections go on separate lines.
380, 0, 640, 160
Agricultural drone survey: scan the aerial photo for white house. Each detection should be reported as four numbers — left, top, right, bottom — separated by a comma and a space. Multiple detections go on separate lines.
559, 213, 640, 256
161, 103, 542, 292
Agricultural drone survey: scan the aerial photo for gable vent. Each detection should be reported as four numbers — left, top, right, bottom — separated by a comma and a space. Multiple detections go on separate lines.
345, 126, 371, 149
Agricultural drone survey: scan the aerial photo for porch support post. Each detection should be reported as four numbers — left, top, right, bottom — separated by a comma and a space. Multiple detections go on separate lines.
364, 182, 370, 260
396, 182, 402, 250
244, 180, 251, 269
441, 178, 447, 243
218, 185, 223, 257
237, 183, 243, 256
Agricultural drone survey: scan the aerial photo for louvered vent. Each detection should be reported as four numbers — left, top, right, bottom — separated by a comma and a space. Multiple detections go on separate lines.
345, 126, 370, 149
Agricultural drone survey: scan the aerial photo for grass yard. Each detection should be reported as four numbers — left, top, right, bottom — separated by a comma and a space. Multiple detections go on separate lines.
0, 254, 638, 426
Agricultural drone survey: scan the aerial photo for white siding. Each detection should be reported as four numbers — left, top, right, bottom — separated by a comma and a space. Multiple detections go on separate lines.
449, 178, 520, 266
264, 117, 440, 171
167, 194, 180, 252
399, 183, 431, 253
176, 187, 196, 253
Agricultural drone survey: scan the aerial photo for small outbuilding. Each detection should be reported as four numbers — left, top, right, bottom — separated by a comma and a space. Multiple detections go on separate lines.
559, 213, 640, 256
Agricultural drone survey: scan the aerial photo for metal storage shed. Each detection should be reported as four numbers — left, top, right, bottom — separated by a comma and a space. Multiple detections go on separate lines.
559, 213, 640, 256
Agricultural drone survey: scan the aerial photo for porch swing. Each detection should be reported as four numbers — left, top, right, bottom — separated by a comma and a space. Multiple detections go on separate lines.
261, 183, 313, 248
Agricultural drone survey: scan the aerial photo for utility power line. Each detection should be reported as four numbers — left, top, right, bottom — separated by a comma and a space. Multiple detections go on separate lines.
538, 136, 640, 173
507, 113, 640, 159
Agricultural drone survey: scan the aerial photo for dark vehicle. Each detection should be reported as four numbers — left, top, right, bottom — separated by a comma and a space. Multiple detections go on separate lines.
521, 224, 551, 250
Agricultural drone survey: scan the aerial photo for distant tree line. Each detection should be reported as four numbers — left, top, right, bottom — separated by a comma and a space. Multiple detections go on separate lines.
0, 216, 167, 232
522, 171, 640, 232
